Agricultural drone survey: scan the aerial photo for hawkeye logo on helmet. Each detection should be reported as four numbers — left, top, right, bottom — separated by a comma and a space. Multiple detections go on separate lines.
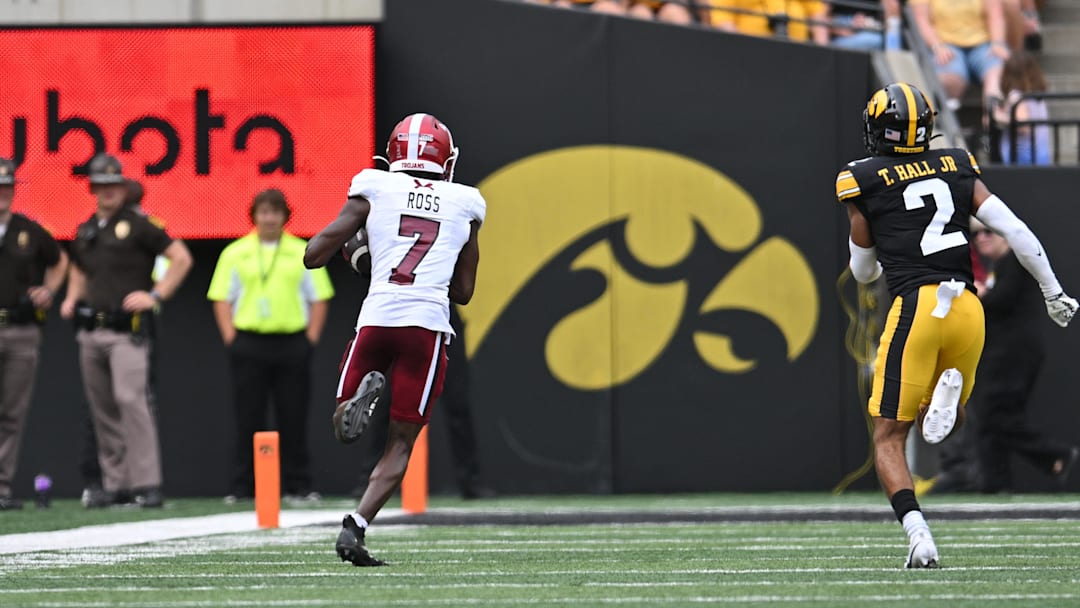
868, 89, 889, 118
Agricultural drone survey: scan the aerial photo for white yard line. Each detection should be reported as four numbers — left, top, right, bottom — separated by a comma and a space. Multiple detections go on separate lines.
0, 509, 402, 555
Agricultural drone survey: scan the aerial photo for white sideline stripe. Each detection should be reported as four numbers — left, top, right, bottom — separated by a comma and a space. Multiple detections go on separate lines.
10, 594, 1080, 607
0, 509, 399, 555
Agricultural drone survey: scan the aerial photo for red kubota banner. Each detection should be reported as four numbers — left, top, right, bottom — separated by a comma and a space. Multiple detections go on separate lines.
0, 27, 375, 239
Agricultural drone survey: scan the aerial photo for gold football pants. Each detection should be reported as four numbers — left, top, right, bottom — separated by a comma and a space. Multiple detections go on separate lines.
869, 284, 985, 421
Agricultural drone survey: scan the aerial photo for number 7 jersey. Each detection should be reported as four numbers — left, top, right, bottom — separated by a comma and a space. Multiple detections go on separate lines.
836, 148, 980, 298
348, 168, 487, 335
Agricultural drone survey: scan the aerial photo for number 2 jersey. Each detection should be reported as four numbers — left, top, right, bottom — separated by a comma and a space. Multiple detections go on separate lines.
347, 168, 487, 335
836, 148, 981, 298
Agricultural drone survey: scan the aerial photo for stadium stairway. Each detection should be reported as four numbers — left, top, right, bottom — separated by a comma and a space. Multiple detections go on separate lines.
1041, 0, 1080, 163
949, 0, 1080, 164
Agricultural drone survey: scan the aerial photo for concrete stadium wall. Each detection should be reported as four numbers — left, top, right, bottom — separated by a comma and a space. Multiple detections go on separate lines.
9, 0, 1080, 498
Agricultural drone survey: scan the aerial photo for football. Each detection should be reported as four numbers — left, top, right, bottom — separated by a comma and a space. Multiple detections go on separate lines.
341, 228, 370, 274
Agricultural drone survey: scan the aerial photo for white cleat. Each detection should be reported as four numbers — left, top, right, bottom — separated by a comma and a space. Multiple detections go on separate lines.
905, 534, 940, 569
921, 368, 962, 445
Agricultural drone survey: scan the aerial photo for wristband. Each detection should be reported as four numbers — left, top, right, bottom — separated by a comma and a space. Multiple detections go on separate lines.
150, 289, 163, 302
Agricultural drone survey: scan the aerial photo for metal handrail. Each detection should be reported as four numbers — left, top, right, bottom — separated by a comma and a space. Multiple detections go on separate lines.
1003, 91, 1080, 165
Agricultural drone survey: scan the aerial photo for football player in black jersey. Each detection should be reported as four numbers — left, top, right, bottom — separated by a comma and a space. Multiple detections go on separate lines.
837, 82, 1077, 568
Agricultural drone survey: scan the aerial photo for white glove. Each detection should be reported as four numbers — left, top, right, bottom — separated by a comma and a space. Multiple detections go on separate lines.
1045, 292, 1078, 327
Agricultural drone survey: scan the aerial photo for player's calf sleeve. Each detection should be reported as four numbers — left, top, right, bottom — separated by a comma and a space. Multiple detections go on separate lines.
889, 488, 921, 523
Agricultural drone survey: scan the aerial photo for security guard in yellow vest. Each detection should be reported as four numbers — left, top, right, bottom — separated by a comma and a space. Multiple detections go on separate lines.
60, 153, 193, 508
208, 188, 334, 501
0, 157, 68, 510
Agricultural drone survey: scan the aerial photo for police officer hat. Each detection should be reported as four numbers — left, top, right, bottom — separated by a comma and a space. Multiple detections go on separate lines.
0, 157, 16, 186
87, 153, 125, 185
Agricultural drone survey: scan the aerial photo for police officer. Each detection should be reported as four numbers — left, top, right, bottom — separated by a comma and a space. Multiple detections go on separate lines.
60, 153, 193, 508
77, 177, 166, 504
0, 158, 68, 510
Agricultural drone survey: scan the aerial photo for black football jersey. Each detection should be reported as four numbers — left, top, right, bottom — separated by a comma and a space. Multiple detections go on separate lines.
836, 148, 980, 298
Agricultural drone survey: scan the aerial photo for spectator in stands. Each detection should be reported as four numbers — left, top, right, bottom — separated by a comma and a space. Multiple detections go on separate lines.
590, 0, 631, 14
992, 51, 1051, 165
528, 0, 704, 24
1003, 0, 1042, 52
909, 0, 1009, 111
827, 0, 902, 51
629, 1, 700, 23
968, 218, 1079, 493
705, 0, 830, 45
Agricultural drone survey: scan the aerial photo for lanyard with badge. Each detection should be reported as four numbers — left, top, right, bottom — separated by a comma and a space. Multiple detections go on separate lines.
256, 240, 280, 319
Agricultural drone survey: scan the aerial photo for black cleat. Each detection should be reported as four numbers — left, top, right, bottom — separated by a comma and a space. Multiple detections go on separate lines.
81, 486, 116, 509
0, 495, 24, 510
134, 486, 164, 508
1055, 446, 1080, 489
336, 516, 385, 567
333, 371, 385, 444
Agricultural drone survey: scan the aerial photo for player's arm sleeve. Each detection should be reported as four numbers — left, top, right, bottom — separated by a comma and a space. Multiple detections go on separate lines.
975, 194, 1062, 298
848, 238, 883, 283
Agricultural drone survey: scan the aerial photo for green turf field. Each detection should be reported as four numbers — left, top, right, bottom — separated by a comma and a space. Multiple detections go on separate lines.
3, 494, 1080, 607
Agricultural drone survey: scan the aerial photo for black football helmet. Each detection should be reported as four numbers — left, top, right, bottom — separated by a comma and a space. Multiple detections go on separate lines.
863, 83, 936, 155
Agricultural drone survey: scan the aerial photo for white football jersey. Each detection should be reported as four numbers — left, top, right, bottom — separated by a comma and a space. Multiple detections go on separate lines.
347, 168, 486, 335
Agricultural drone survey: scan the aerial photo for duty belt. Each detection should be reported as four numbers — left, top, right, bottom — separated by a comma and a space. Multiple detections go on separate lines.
0, 306, 44, 327
74, 306, 150, 333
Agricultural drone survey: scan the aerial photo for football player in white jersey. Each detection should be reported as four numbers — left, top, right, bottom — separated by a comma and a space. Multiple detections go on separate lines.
304, 113, 486, 566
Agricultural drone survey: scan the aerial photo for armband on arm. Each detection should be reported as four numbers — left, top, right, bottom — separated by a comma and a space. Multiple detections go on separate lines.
848, 238, 883, 284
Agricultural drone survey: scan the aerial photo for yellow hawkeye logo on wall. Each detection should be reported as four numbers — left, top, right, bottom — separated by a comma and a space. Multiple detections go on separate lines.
467, 146, 818, 390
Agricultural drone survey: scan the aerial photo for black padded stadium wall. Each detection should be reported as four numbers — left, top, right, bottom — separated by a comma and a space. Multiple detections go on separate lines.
377, 0, 876, 493
15, 0, 1080, 498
